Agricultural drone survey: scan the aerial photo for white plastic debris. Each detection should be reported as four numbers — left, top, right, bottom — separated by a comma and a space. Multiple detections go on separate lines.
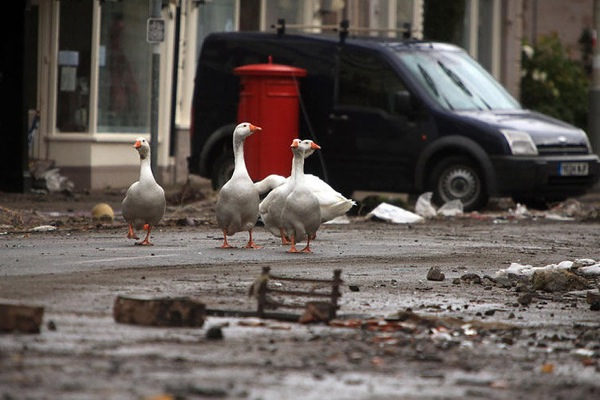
510, 203, 530, 218
415, 192, 437, 218
367, 202, 424, 224
414, 193, 464, 218
497, 259, 600, 277
437, 199, 463, 217
41, 168, 75, 193
31, 225, 57, 232
579, 264, 600, 275
572, 348, 595, 358
575, 258, 597, 266
496, 262, 535, 277
544, 213, 575, 221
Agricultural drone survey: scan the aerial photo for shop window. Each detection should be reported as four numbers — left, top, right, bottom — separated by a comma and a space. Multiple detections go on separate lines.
97, 0, 150, 133
56, 0, 92, 132
196, 0, 236, 57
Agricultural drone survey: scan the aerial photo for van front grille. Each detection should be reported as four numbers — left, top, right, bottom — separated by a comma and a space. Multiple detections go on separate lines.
537, 145, 589, 155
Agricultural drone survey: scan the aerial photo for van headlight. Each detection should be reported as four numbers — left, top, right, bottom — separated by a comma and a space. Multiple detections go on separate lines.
500, 130, 538, 155
579, 129, 594, 152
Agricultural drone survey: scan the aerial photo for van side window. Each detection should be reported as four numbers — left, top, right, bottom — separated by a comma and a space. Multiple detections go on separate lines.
338, 49, 406, 114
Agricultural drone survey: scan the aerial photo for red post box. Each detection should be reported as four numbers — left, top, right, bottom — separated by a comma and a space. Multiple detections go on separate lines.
234, 57, 307, 181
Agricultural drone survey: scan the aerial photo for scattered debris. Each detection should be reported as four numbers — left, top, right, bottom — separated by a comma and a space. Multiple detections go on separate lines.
331, 309, 520, 338
414, 192, 463, 218
548, 198, 600, 220
30, 160, 75, 194
532, 269, 589, 293
415, 192, 437, 218
496, 259, 600, 277
517, 292, 534, 306
205, 325, 224, 340
250, 267, 343, 323
426, 266, 445, 281
31, 224, 57, 232
585, 292, 600, 311
367, 202, 424, 224
0, 301, 45, 334
166, 178, 207, 205
452, 273, 482, 285
113, 295, 205, 327
437, 199, 463, 217
299, 301, 335, 323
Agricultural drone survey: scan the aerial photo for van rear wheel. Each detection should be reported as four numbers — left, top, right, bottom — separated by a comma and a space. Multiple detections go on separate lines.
211, 150, 234, 191
428, 156, 488, 211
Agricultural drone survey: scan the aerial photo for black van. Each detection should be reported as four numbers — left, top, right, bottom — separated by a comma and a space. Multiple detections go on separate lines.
188, 31, 600, 211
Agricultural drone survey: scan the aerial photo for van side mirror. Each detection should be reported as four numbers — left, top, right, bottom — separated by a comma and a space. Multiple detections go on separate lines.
394, 90, 413, 114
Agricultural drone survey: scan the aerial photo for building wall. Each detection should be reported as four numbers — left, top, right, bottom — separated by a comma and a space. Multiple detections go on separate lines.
522, 0, 593, 59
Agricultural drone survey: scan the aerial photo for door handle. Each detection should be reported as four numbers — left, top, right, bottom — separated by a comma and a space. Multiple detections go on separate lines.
328, 113, 348, 122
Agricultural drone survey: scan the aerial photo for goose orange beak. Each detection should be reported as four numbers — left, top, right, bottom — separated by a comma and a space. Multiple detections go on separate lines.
310, 142, 321, 150
250, 124, 262, 132
290, 139, 301, 148
134, 140, 142, 149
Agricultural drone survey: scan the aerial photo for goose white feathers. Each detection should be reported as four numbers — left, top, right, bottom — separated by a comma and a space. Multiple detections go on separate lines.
254, 174, 287, 195
281, 139, 322, 253
257, 145, 355, 244
122, 137, 166, 246
215, 122, 262, 248
307, 175, 356, 223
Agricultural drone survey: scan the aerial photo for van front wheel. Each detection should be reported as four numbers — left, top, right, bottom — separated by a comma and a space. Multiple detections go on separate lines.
428, 156, 488, 211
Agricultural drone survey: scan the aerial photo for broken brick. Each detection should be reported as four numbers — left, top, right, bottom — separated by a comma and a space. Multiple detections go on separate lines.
113, 295, 205, 327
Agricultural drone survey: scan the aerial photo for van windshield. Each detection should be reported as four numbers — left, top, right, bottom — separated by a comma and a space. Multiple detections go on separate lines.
398, 49, 521, 111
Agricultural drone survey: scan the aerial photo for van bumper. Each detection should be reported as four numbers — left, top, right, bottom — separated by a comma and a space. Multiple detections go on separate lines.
490, 154, 600, 199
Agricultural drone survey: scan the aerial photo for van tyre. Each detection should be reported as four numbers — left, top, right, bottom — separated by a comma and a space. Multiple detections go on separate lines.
429, 156, 487, 211
211, 150, 235, 191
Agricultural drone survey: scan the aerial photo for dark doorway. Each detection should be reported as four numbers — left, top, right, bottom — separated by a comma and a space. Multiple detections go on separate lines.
0, 2, 31, 192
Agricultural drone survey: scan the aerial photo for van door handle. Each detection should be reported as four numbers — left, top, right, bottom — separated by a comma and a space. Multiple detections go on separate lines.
328, 113, 349, 122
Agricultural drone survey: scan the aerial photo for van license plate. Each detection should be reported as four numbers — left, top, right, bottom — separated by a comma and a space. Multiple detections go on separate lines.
559, 162, 589, 176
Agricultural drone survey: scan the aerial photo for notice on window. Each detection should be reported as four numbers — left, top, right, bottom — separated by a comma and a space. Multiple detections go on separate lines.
60, 66, 77, 92
58, 50, 79, 66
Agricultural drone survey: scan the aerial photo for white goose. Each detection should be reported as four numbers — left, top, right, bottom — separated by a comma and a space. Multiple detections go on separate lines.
257, 144, 355, 244
258, 142, 317, 245
280, 139, 322, 253
122, 137, 166, 246
215, 122, 262, 249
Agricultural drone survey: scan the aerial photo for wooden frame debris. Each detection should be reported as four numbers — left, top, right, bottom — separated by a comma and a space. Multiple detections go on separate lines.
254, 266, 343, 321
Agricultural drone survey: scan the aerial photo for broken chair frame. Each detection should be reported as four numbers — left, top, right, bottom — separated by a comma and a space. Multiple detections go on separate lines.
255, 266, 343, 320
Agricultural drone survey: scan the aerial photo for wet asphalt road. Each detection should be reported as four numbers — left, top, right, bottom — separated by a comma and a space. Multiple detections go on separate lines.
2, 221, 453, 277
1, 218, 600, 399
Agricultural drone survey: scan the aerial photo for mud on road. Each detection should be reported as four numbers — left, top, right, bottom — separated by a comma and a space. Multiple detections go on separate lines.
1, 189, 600, 399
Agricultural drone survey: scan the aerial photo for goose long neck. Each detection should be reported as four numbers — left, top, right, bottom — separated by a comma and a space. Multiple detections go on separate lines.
233, 134, 249, 174
139, 153, 157, 184
290, 152, 305, 184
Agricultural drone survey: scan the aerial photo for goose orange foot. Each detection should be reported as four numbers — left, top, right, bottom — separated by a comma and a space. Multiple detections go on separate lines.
279, 228, 292, 245
244, 230, 263, 249
220, 229, 235, 248
134, 224, 154, 246
127, 224, 139, 240
286, 236, 303, 253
